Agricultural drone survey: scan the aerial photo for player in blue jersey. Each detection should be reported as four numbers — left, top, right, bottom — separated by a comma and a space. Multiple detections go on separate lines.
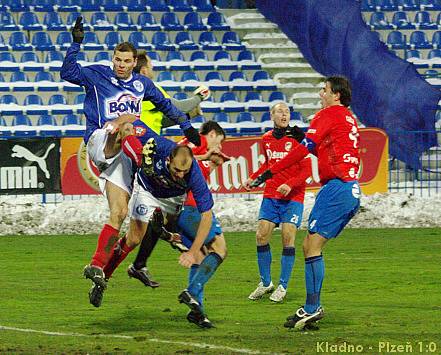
60, 17, 201, 297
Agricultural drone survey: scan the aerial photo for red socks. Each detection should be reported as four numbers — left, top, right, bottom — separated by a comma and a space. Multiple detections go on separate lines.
103, 236, 135, 279
91, 224, 120, 269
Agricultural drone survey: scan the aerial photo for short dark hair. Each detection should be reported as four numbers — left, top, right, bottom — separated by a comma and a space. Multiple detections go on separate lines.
170, 145, 194, 161
134, 50, 149, 74
325, 76, 352, 107
199, 121, 226, 138
114, 42, 137, 59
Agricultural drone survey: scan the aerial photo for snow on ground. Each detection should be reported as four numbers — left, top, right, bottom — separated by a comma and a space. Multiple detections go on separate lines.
0, 191, 440, 236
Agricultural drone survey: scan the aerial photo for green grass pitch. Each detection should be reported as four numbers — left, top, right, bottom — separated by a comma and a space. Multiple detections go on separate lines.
0, 229, 440, 354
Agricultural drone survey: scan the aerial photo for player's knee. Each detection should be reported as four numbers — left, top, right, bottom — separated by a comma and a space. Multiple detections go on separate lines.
110, 206, 128, 225
256, 229, 270, 245
282, 234, 295, 248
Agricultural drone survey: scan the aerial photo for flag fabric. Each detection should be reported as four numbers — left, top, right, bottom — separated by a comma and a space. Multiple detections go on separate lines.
256, 0, 441, 167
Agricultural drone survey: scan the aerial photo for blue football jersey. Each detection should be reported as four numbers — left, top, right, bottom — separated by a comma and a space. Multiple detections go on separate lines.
133, 120, 214, 213
61, 43, 191, 143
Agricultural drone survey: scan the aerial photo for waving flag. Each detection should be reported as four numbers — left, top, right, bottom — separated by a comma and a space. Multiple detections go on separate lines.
256, 0, 440, 167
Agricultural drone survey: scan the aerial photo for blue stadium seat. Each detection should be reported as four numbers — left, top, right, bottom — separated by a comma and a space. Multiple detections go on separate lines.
114, 12, 137, 31
0, 12, 20, 30
62, 114, 84, 136
199, 96, 220, 113
414, 11, 437, 29
409, 31, 432, 49
11, 71, 29, 82
128, 32, 152, 50
19, 11, 43, 30
419, 0, 438, 10
94, 51, 112, 62
24, 94, 43, 105
0, 33, 9, 50
127, 0, 147, 11
181, 71, 200, 91
0, 94, 18, 104
67, 12, 92, 31
397, 0, 419, 10
222, 31, 245, 50
80, 0, 101, 11
137, 12, 161, 31
32, 32, 56, 51
245, 91, 269, 112
20, 51, 39, 63
236, 111, 256, 122
237, 50, 261, 70
369, 12, 392, 29
147, 51, 165, 70
35, 71, 58, 92
173, 92, 188, 100
161, 12, 184, 31
49, 94, 73, 114
207, 11, 229, 30
169, 0, 192, 11
432, 31, 441, 49
391, 11, 415, 29
0, 52, 18, 72
360, 0, 375, 11
56, 31, 73, 50
261, 111, 271, 122
424, 69, 439, 78
229, 71, 253, 91
166, 51, 191, 70
191, 115, 205, 123
146, 0, 169, 11
213, 112, 238, 134
21, 51, 44, 72
214, 50, 237, 70
56, 0, 81, 12
152, 32, 176, 51
405, 49, 421, 59
253, 70, 277, 91
83, 32, 105, 50
184, 12, 207, 31
48, 94, 67, 105
103, 0, 124, 11
38, 114, 62, 137
33, 0, 55, 11
157, 71, 176, 82
191, 0, 214, 11
205, 71, 229, 91
4, 0, 29, 12
375, 0, 397, 11
104, 32, 123, 50
74, 93, 85, 105
220, 91, 244, 113
0, 72, 4, 81
290, 111, 304, 122
428, 49, 441, 59
199, 31, 222, 50
0, 94, 23, 114
213, 112, 230, 122
76, 51, 89, 63
236, 112, 260, 135
90, 12, 114, 31
24, 94, 48, 115
44, 12, 67, 31
175, 31, 198, 50
387, 30, 407, 49
13, 114, 36, 137
9, 31, 33, 51
156, 71, 180, 91
190, 51, 214, 70
0, 116, 11, 137
11, 71, 33, 92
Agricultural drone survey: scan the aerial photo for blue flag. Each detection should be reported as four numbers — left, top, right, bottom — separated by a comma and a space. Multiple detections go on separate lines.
256, 0, 440, 168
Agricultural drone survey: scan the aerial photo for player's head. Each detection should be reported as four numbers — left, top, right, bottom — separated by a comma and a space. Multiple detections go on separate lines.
320, 76, 352, 108
199, 121, 226, 151
168, 145, 193, 181
133, 50, 154, 80
270, 102, 290, 129
112, 42, 138, 80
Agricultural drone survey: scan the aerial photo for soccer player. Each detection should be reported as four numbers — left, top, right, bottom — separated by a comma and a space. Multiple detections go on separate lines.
250, 76, 361, 330
244, 102, 312, 302
60, 17, 200, 295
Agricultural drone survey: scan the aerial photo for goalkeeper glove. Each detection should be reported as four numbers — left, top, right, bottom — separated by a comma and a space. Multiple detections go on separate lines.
193, 85, 211, 101
71, 16, 84, 44
285, 125, 305, 143
183, 126, 201, 146
250, 170, 273, 188
141, 138, 156, 176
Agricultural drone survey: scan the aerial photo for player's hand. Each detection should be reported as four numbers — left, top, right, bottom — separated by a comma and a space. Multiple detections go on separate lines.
183, 126, 201, 146
179, 251, 196, 268
142, 138, 156, 174
243, 178, 253, 191
277, 183, 292, 196
193, 85, 211, 101
285, 125, 305, 143
71, 16, 84, 44
250, 170, 273, 188
103, 121, 119, 135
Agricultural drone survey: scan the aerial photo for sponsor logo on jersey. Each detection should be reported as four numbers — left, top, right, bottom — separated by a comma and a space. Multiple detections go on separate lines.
133, 80, 144, 92
110, 77, 118, 86
343, 153, 359, 165
352, 183, 360, 199
285, 141, 292, 151
136, 204, 149, 216
134, 126, 147, 136
106, 93, 142, 117
266, 149, 288, 160
307, 128, 316, 134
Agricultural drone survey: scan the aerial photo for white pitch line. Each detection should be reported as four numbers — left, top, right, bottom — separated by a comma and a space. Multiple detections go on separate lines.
0, 325, 281, 355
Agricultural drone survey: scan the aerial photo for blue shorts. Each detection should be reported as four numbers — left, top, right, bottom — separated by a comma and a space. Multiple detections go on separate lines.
308, 179, 360, 239
258, 198, 304, 228
177, 205, 222, 248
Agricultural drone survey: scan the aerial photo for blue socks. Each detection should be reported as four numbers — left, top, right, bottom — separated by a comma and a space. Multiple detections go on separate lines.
188, 253, 223, 308
304, 254, 325, 314
279, 247, 295, 289
257, 244, 272, 287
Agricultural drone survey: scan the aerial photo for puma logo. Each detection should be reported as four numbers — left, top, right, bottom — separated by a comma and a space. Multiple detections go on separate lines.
11, 143, 55, 179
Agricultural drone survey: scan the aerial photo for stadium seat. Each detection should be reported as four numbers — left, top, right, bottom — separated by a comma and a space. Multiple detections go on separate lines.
229, 71, 253, 91
404, 50, 427, 68
428, 49, 441, 59
214, 50, 237, 70
19, 11, 43, 31
128, 32, 152, 50
137, 13, 161, 31
114, 12, 137, 31
0, 116, 11, 137
245, 91, 270, 112
212, 112, 236, 134
432, 31, 441, 49
236, 112, 261, 135
419, 0, 437, 10
11, 72, 33, 91
222, 31, 246, 50
62, 114, 85, 136
0, 33, 9, 51
199, 31, 222, 50
386, 30, 407, 49
5, 0, 29, 12
360, 0, 375, 11
83, 32, 105, 50
261, 111, 271, 122
253, 70, 277, 91
74, 93, 85, 105
166, 51, 191, 70
369, 12, 392, 29
21, 51, 44, 72
80, 0, 101, 11
213, 112, 230, 122
48, 94, 67, 105
90, 12, 115, 31
37, 114, 62, 137
190, 51, 214, 70
173, 92, 188, 100
103, 0, 124, 11
146, 0, 169, 11
67, 12, 92, 31
175, 31, 199, 50
76, 51, 89, 62
147, 51, 165, 70
375, 0, 397, 11
12, 114, 37, 137
35, 71, 58, 92
205, 71, 229, 91
236, 111, 255, 122
192, 0, 214, 11
184, 12, 207, 31
49, 94, 73, 114
32, 32, 56, 51
424, 69, 439, 78
20, 51, 39, 63
94, 51, 112, 63
414, 11, 437, 29
237, 50, 261, 70
104, 32, 124, 50
0, 12, 20, 30
391, 11, 415, 29
207, 12, 230, 31
156, 71, 180, 91
56, 31, 73, 50
127, 0, 147, 11
34, 0, 55, 11
0, 94, 18, 104
397, 0, 419, 10
9, 31, 33, 51
181, 71, 200, 91
24, 94, 47, 115
220, 91, 244, 113
161, 12, 184, 31
152, 32, 176, 51
44, 12, 67, 31
56, 0, 81, 12
409, 31, 432, 49
169, 0, 193, 11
